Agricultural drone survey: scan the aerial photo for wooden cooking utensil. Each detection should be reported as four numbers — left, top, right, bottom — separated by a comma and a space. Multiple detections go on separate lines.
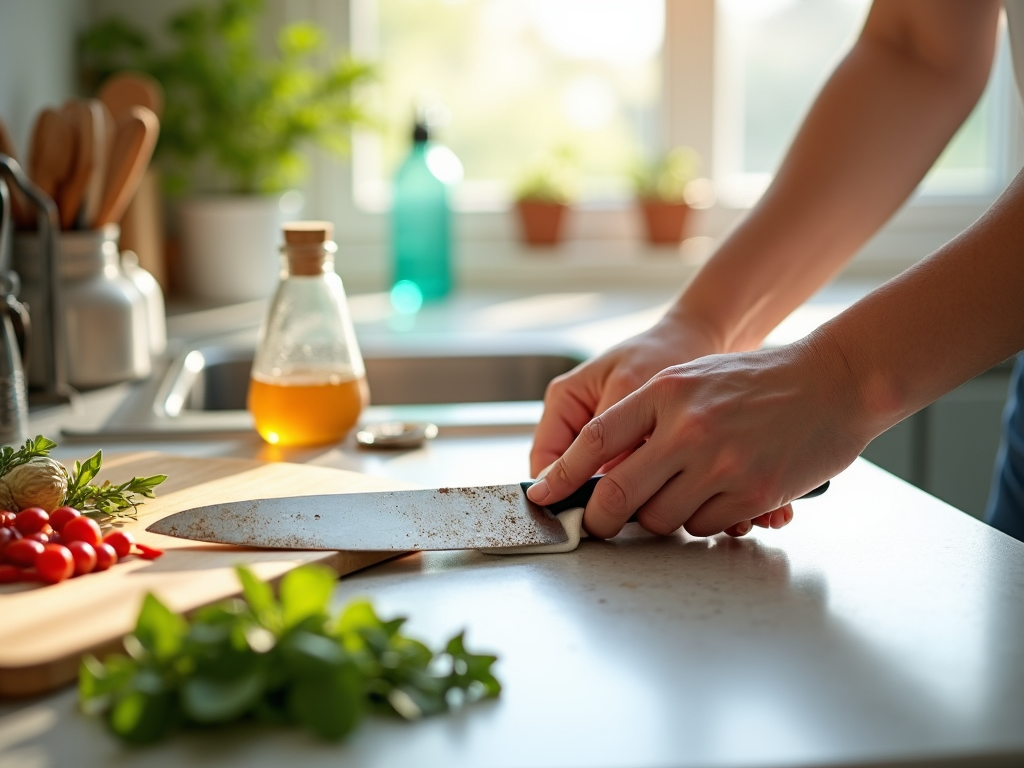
94, 105, 159, 228
57, 100, 98, 229
0, 114, 32, 227
98, 71, 164, 120
99, 72, 167, 280
27, 108, 75, 203
81, 100, 114, 229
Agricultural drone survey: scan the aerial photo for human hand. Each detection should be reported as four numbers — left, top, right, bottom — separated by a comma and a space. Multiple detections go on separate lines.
530, 313, 723, 479
527, 338, 866, 538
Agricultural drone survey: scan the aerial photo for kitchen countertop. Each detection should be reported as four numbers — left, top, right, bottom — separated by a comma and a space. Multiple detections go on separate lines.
3, 285, 1024, 767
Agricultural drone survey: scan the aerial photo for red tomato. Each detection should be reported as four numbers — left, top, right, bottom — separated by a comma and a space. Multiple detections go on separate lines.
13, 507, 49, 535
36, 544, 74, 584
0, 511, 15, 527
25, 531, 50, 544
103, 530, 134, 559
93, 542, 117, 571
0, 526, 18, 550
61, 516, 102, 548
48, 506, 81, 533
3, 538, 44, 567
134, 543, 164, 560
66, 541, 97, 576
0, 564, 36, 583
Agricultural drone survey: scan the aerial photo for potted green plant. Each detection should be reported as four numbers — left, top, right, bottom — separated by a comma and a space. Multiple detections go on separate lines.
79, 0, 374, 303
632, 146, 700, 246
513, 150, 576, 248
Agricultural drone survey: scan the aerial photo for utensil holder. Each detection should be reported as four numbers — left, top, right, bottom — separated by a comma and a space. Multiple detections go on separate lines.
15, 226, 152, 389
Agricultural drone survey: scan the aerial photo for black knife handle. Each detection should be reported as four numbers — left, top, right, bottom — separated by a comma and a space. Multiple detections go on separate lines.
522, 477, 830, 519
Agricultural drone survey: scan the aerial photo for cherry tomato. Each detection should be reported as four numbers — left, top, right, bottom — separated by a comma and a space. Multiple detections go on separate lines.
134, 543, 164, 560
61, 516, 102, 548
0, 526, 18, 550
3, 538, 44, 567
25, 531, 50, 544
13, 507, 49, 536
36, 543, 74, 584
66, 541, 97, 576
0, 511, 15, 527
48, 506, 81, 533
103, 530, 134, 559
93, 542, 117, 572
0, 564, 37, 583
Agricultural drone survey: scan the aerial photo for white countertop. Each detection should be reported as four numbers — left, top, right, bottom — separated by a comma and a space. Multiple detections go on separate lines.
4, 284, 1023, 767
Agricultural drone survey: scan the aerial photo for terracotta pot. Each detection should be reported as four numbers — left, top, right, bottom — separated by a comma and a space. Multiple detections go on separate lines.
638, 199, 691, 246
515, 200, 568, 247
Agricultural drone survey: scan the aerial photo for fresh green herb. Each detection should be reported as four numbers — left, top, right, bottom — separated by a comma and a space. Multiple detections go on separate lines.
79, 564, 501, 744
79, 0, 376, 195
0, 435, 58, 478
64, 449, 167, 522
631, 145, 701, 203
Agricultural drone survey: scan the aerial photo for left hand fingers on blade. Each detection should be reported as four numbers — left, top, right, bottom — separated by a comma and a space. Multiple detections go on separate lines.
528, 394, 653, 509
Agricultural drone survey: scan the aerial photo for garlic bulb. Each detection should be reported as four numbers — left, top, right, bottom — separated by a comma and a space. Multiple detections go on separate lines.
0, 456, 69, 512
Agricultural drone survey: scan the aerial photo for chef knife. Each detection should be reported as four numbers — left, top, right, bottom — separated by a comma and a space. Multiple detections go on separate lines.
147, 477, 829, 551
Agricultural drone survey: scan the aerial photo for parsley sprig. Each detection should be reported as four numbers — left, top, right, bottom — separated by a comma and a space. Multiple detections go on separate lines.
64, 449, 167, 522
0, 435, 58, 477
79, 564, 501, 744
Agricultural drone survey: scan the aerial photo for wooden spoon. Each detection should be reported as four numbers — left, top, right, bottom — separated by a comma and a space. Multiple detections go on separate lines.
98, 71, 164, 121
94, 105, 160, 228
58, 100, 99, 229
27, 108, 75, 203
0, 114, 32, 227
81, 100, 114, 229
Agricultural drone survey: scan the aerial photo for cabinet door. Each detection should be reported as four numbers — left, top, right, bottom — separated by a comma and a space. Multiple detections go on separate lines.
924, 373, 1011, 519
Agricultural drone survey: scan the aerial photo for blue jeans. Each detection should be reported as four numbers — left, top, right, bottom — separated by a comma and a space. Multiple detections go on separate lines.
985, 353, 1024, 542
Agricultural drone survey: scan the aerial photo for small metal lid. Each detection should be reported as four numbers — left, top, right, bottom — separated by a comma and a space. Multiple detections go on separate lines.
356, 421, 438, 450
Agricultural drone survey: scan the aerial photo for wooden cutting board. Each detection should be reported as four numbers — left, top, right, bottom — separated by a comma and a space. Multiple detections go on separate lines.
0, 452, 413, 698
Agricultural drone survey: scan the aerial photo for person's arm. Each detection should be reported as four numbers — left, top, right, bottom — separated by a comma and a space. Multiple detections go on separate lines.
527, 162, 1024, 539
529, 0, 1002, 501
674, 0, 1002, 355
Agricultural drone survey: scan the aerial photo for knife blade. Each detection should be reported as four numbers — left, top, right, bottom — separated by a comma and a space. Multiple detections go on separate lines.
146, 477, 829, 552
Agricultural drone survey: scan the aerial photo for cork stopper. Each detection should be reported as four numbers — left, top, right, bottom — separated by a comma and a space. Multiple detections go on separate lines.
281, 221, 336, 276
283, 220, 334, 245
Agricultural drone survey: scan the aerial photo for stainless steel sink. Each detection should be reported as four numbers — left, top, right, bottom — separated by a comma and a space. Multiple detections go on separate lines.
164, 344, 583, 412
62, 338, 586, 439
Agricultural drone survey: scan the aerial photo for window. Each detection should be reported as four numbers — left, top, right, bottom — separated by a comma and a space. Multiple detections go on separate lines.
309, 0, 1021, 289
354, 0, 666, 211
716, 0, 1012, 204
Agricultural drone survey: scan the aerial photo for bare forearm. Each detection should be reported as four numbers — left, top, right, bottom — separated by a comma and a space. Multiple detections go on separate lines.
674, 0, 1000, 353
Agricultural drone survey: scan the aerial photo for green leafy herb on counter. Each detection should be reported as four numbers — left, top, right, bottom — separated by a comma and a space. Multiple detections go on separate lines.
64, 450, 167, 522
79, 564, 501, 744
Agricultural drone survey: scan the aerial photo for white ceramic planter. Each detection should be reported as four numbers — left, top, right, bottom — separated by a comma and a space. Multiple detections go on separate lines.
177, 194, 301, 304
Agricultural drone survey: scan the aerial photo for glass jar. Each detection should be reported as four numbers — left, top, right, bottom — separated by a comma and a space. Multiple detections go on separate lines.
247, 221, 368, 446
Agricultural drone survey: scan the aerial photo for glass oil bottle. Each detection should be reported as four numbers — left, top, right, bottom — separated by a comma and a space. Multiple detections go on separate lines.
247, 221, 368, 446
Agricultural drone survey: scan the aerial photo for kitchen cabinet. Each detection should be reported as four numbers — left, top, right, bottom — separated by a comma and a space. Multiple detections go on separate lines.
862, 363, 1013, 519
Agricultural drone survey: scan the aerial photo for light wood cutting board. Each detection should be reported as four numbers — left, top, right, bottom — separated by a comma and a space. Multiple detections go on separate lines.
0, 452, 413, 698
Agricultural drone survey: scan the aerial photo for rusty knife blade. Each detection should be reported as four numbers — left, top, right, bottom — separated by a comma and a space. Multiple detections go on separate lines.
146, 483, 569, 551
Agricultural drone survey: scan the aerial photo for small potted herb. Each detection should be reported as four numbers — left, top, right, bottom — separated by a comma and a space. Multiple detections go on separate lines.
632, 146, 701, 246
79, 0, 375, 303
512, 150, 576, 248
